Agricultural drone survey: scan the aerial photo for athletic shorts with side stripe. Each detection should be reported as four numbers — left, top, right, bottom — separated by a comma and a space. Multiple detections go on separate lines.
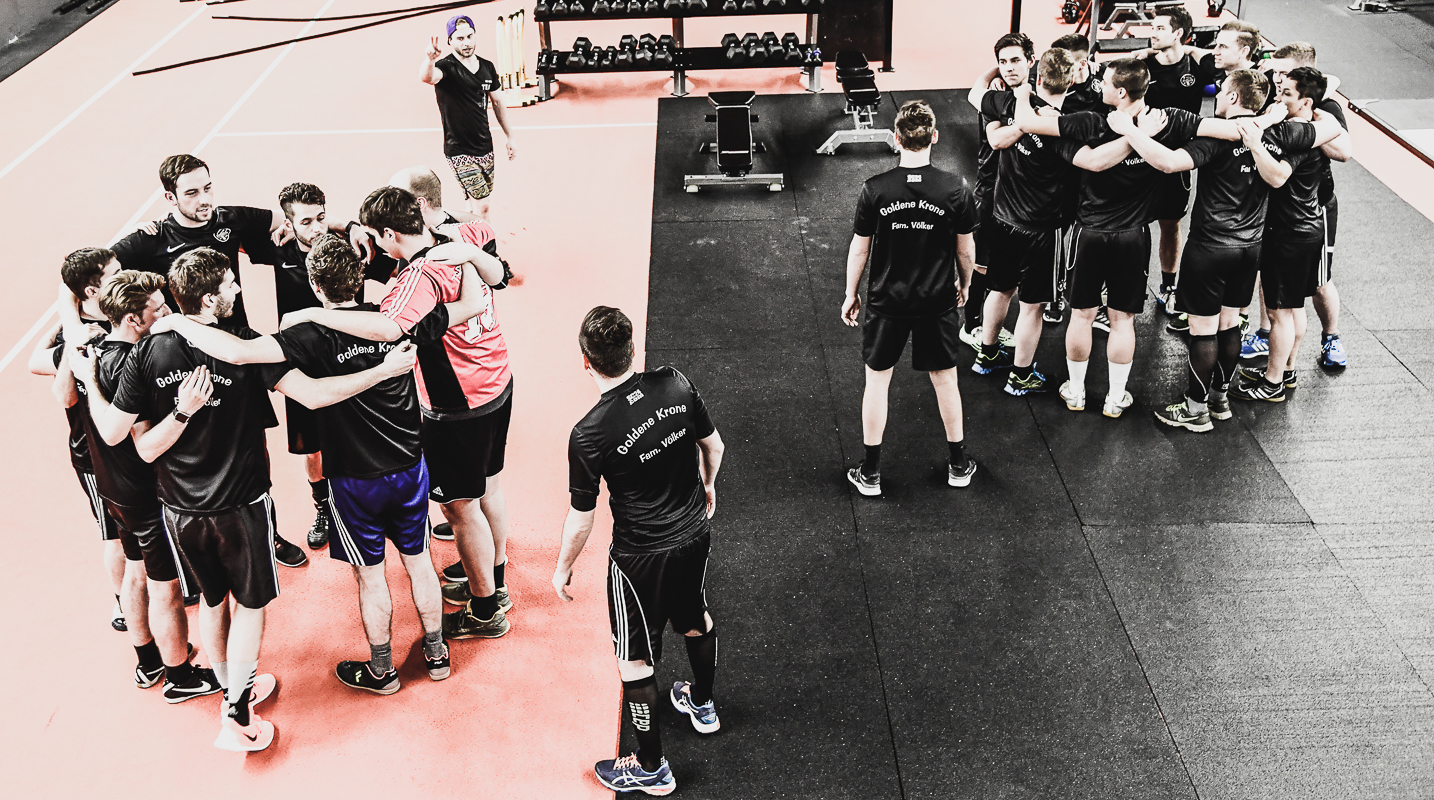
1317, 197, 1338, 287
1173, 237, 1261, 318
105, 500, 180, 582
327, 458, 431, 568
163, 494, 280, 610
75, 468, 119, 542
607, 529, 711, 665
1068, 225, 1151, 314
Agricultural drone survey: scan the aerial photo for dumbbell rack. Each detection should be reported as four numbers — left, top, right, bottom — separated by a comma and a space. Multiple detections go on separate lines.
533, 0, 825, 99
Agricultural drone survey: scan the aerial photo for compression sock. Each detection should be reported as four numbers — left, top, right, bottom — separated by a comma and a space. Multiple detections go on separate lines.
370, 641, 393, 676
135, 639, 162, 671
623, 675, 663, 771
493, 559, 506, 589
423, 630, 445, 659
1186, 333, 1218, 405
947, 440, 969, 470
211, 660, 227, 689
1215, 325, 1242, 393
1066, 358, 1088, 393
309, 479, 329, 511
226, 660, 257, 726
861, 444, 881, 478
684, 629, 719, 706
966, 270, 988, 332
1108, 360, 1133, 400
468, 593, 500, 620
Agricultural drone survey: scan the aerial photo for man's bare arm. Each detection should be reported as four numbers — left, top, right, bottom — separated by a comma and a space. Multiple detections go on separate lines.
987, 119, 1024, 150
29, 322, 61, 377
1072, 139, 1136, 172
69, 345, 139, 445
841, 235, 872, 327
552, 507, 597, 602
282, 308, 405, 341
147, 315, 285, 364
133, 367, 212, 463
274, 341, 416, 410
1013, 85, 1061, 137
1241, 122, 1293, 188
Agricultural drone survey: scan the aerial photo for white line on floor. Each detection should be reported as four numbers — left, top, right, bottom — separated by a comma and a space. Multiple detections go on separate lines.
211, 121, 658, 137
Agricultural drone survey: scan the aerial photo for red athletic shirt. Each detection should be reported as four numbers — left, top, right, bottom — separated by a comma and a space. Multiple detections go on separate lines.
380, 222, 511, 416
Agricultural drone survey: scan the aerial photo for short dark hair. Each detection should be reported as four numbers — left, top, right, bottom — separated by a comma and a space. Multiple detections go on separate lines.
1155, 6, 1193, 43
159, 154, 209, 194
1051, 33, 1089, 55
279, 182, 326, 219
895, 100, 936, 151
1272, 41, 1316, 67
1225, 69, 1269, 112
168, 247, 230, 315
305, 234, 364, 304
995, 32, 1034, 61
99, 270, 166, 326
1222, 20, 1260, 60
1107, 58, 1150, 101
1038, 48, 1076, 95
61, 247, 116, 299
580, 306, 634, 378
1285, 65, 1327, 103
359, 186, 425, 237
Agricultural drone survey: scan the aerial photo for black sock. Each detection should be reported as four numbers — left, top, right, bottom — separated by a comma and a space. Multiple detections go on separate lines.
623, 676, 663, 771
980, 342, 1000, 359
862, 444, 881, 477
230, 685, 254, 726
1011, 364, 1033, 380
1160, 273, 1176, 291
1215, 325, 1242, 392
966, 270, 988, 330
684, 628, 718, 706
948, 440, 968, 469
310, 478, 329, 510
1186, 333, 1217, 403
493, 559, 506, 589
135, 639, 162, 670
164, 660, 194, 685
468, 593, 500, 620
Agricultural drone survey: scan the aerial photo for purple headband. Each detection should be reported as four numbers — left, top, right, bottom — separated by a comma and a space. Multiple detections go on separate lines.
446, 15, 475, 40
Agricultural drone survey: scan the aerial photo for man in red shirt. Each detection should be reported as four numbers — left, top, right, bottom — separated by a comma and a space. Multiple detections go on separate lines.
282, 187, 513, 639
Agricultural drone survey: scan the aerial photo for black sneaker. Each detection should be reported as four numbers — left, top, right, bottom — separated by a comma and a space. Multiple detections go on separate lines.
845, 466, 880, 497
1238, 366, 1297, 389
441, 560, 466, 582
307, 508, 330, 550
1093, 306, 1111, 333
1208, 393, 1233, 421
432, 522, 455, 541
1042, 297, 1066, 324
135, 662, 164, 689
442, 605, 510, 639
274, 534, 308, 568
335, 660, 401, 695
163, 666, 223, 704
1165, 313, 1189, 334
1231, 375, 1286, 403
183, 589, 201, 607
111, 600, 126, 632
1282, 369, 1297, 389
971, 346, 1014, 375
947, 460, 978, 488
441, 581, 471, 606
423, 643, 451, 681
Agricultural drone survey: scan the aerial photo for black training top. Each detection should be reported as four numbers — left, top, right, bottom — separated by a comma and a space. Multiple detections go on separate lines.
1143, 52, 1207, 114
77, 339, 156, 506
1058, 107, 1202, 230
435, 54, 501, 159
853, 165, 981, 318
246, 238, 323, 317
111, 324, 284, 514
1264, 119, 1327, 240
1181, 118, 1317, 247
982, 90, 1082, 232
110, 206, 272, 328
1063, 62, 1109, 114
1315, 98, 1347, 208
272, 304, 425, 480
52, 320, 111, 472
975, 106, 999, 212
568, 368, 716, 555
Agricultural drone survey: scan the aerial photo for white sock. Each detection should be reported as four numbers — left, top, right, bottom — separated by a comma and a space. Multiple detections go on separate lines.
212, 660, 228, 690
1109, 360, 1133, 400
1066, 358, 1088, 393
226, 660, 257, 709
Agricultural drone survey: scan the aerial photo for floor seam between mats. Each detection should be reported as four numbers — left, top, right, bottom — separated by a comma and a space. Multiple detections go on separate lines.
1023, 397, 1206, 800
799, 224, 908, 800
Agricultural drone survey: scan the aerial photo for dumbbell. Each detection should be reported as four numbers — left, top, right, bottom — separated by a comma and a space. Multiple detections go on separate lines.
741, 33, 766, 64
592, 0, 611, 13
535, 0, 550, 13
664, 0, 684, 9
654, 34, 675, 66
599, 45, 618, 66
722, 33, 746, 64
762, 32, 782, 60
636, 35, 657, 64
722, 0, 737, 9
763, 0, 785, 7
742, 0, 757, 9
551, 0, 569, 12
616, 34, 638, 66
629, 0, 645, 13
781, 33, 802, 64
687, 0, 708, 8
570, 0, 586, 11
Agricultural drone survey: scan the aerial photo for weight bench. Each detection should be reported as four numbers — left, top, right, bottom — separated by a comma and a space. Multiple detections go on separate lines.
684, 91, 784, 193
816, 51, 897, 156
1102, 0, 1185, 38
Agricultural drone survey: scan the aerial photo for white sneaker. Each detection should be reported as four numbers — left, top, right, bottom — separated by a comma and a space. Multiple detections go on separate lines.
958, 324, 981, 351
219, 673, 276, 722
1059, 381, 1086, 412
1103, 391, 1134, 419
213, 711, 275, 753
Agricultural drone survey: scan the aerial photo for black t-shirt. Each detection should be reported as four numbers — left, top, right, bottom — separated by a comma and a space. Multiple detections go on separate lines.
362, 211, 477, 285
975, 107, 999, 213
77, 339, 156, 506
110, 206, 273, 328
982, 91, 1082, 231
246, 238, 322, 317
1063, 62, 1110, 114
272, 304, 424, 479
1181, 118, 1317, 247
853, 165, 981, 318
1143, 52, 1206, 114
434, 54, 501, 158
1265, 118, 1327, 240
52, 320, 111, 472
568, 368, 716, 555
1058, 107, 1203, 230
111, 324, 285, 513
1315, 98, 1347, 207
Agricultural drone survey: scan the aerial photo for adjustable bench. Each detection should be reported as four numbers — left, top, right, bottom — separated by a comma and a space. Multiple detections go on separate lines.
683, 91, 784, 192
816, 51, 897, 155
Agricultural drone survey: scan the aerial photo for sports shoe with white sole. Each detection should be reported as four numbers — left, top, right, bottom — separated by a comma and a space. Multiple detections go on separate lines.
1059, 381, 1086, 412
1154, 399, 1213, 433
336, 660, 400, 695
424, 642, 451, 681
219, 673, 277, 722
594, 754, 676, 796
670, 681, 720, 734
1093, 307, 1111, 333
846, 466, 880, 497
163, 666, 224, 704
947, 460, 977, 487
1208, 393, 1233, 421
1102, 391, 1134, 419
214, 711, 275, 753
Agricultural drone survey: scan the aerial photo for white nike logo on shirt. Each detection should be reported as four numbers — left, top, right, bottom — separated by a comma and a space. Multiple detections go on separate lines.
167, 244, 186, 253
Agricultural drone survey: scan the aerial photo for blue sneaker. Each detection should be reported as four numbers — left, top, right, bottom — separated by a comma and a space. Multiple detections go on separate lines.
1319, 334, 1348, 368
670, 681, 720, 733
595, 754, 676, 796
1240, 329, 1269, 360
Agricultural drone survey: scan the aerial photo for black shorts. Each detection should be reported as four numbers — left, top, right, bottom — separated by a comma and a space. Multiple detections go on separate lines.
974, 203, 996, 266
1174, 238, 1261, 318
985, 219, 1058, 304
1068, 225, 1152, 314
421, 394, 512, 503
162, 494, 281, 610
1318, 198, 1337, 286
1260, 230, 1323, 310
285, 397, 321, 456
862, 309, 963, 372
105, 499, 181, 583
75, 468, 119, 542
608, 529, 711, 664
1153, 171, 1192, 221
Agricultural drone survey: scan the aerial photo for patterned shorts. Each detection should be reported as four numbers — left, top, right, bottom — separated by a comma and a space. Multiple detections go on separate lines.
447, 152, 496, 201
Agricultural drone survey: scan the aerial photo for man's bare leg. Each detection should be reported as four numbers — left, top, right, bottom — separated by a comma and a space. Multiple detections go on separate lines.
148, 578, 189, 667
1012, 301, 1044, 368
478, 473, 509, 580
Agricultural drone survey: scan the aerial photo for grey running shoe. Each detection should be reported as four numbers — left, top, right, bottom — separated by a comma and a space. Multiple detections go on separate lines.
443, 604, 510, 640
1155, 399, 1213, 433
